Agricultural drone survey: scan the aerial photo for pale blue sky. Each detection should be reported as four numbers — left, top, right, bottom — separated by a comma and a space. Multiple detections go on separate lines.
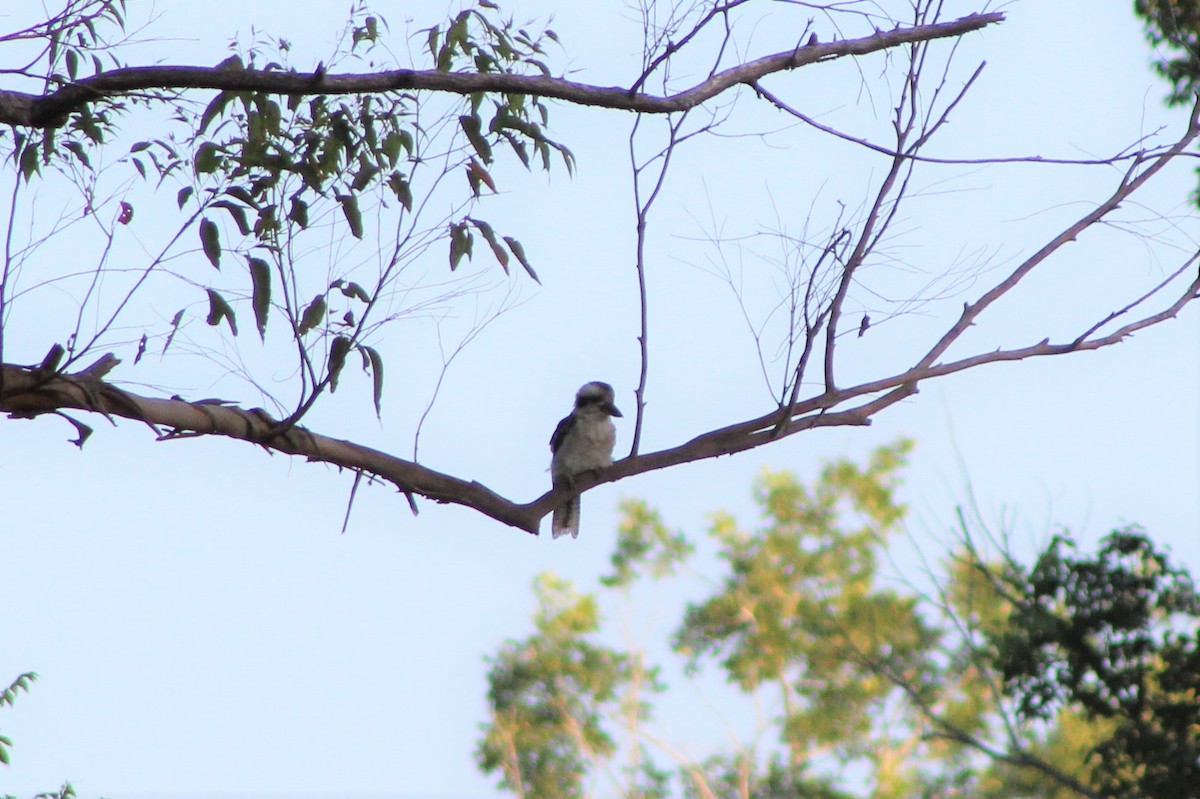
2, 1, 1198, 797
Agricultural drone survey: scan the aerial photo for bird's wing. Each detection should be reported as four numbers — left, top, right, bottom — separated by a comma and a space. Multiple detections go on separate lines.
549, 412, 576, 453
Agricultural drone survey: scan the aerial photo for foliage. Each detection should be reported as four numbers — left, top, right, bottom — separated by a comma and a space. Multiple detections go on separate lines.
0, 672, 75, 799
1136, 0, 1200, 105
479, 443, 1200, 798
1, 0, 557, 422
476, 573, 650, 799
1135, 0, 1200, 205
993, 528, 1200, 799
0, 672, 37, 766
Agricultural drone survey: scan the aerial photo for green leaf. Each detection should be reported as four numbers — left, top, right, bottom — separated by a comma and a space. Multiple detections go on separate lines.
504, 236, 539, 283
337, 194, 363, 239
66, 48, 79, 80
198, 218, 221, 268
467, 217, 509, 273
205, 289, 238, 335
328, 335, 352, 391
361, 345, 384, 417
177, 186, 194, 209
19, 142, 40, 181
387, 172, 413, 211
381, 131, 405, 165
339, 281, 371, 303
466, 159, 496, 196
248, 257, 271, 339
198, 91, 232, 135
225, 186, 257, 207
298, 294, 327, 335
211, 200, 250, 235
288, 196, 309, 228
350, 163, 380, 192
426, 26, 440, 63
194, 142, 221, 174
459, 114, 492, 163
63, 140, 91, 169
498, 130, 530, 168
449, 222, 472, 271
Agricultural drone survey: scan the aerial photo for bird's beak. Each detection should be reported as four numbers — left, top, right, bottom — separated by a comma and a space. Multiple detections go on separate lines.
604, 402, 623, 418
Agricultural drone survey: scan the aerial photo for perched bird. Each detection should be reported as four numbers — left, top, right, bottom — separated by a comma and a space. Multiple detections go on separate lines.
549, 381, 623, 539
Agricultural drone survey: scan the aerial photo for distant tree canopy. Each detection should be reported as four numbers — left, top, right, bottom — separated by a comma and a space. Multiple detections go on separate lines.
478, 441, 1200, 799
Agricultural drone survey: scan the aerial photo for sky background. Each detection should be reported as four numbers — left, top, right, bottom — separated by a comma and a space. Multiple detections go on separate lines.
3, 1, 1198, 798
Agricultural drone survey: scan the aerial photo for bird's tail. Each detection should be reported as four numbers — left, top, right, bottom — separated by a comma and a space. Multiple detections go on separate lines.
551, 495, 580, 539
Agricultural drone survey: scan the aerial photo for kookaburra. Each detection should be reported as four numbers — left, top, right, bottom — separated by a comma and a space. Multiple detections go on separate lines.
549, 381, 623, 538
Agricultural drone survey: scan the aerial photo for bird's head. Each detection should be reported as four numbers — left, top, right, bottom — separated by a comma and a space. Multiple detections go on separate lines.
576, 381, 623, 417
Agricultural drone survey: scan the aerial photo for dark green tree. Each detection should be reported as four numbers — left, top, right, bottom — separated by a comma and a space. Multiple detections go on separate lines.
993, 529, 1200, 799
1137, 0, 1200, 104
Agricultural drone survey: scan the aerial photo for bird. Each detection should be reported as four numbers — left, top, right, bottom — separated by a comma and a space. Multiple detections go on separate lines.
549, 381, 623, 539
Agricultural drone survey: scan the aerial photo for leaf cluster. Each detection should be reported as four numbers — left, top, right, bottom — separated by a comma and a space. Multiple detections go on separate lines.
0, 672, 37, 766
2, 1, 572, 428
477, 574, 653, 799
1136, 0, 1200, 106
993, 528, 1200, 799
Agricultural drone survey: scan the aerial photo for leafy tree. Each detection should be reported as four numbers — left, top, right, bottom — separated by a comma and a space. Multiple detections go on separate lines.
992, 529, 1200, 799
477, 574, 645, 799
0, 1, 1196, 533
478, 442, 1200, 798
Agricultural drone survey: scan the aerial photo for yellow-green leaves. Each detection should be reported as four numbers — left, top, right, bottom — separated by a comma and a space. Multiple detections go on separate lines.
601, 499, 693, 589
478, 573, 633, 799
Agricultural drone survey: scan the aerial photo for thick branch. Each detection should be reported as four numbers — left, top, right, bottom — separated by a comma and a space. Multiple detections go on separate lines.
0, 13, 1003, 128
0, 359, 533, 531
0, 359, 910, 534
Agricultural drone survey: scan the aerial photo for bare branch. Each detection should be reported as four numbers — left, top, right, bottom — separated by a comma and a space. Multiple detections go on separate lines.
916, 97, 1200, 371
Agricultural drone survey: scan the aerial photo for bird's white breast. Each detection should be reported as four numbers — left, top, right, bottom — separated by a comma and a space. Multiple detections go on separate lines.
552, 413, 616, 476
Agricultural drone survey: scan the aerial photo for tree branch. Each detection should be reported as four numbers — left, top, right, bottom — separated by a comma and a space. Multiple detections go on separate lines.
4, 235, 1196, 537
0, 13, 1003, 128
